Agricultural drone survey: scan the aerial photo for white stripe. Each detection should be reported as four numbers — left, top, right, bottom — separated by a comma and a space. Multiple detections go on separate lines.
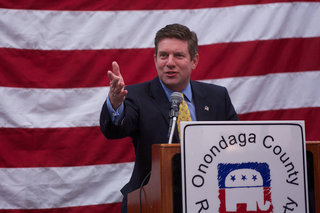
1, 71, 319, 128
0, 162, 133, 209
1, 86, 109, 128
0, 2, 319, 50
202, 71, 320, 114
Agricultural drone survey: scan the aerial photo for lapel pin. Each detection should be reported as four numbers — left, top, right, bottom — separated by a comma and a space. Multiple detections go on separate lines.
204, 106, 209, 111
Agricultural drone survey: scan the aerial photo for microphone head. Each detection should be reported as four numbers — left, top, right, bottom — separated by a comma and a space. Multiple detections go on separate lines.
170, 92, 183, 105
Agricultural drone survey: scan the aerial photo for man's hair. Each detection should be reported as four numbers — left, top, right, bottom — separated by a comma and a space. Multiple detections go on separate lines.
154, 23, 198, 60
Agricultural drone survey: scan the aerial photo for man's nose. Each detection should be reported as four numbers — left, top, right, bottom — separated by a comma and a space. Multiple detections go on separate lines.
166, 55, 175, 67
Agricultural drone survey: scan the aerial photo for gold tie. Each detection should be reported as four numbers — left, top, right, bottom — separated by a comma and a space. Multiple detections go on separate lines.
177, 93, 192, 140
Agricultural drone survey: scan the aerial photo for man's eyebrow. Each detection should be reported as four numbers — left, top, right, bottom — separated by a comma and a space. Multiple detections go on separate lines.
158, 51, 185, 54
157, 51, 168, 55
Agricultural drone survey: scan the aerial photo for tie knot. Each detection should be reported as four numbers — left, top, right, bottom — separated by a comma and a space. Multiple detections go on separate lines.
180, 93, 187, 103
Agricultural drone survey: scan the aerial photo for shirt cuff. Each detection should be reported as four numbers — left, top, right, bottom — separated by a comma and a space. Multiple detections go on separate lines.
106, 96, 124, 126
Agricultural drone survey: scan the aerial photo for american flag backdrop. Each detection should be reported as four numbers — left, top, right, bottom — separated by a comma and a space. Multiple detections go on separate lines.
0, 0, 319, 212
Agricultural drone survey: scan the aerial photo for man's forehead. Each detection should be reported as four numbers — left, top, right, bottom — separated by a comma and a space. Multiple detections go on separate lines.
157, 38, 189, 52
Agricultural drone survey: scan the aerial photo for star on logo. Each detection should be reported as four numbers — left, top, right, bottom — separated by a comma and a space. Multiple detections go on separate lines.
230, 175, 236, 182
241, 175, 247, 181
252, 174, 258, 181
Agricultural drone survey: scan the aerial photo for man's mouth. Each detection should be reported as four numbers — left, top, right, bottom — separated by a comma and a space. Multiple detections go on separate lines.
165, 71, 177, 76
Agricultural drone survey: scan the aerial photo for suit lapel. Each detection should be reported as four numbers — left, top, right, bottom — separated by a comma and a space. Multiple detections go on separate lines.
149, 77, 171, 124
191, 80, 212, 121
149, 77, 180, 142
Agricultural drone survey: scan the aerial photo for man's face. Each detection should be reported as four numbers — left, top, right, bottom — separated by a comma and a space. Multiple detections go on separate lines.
154, 38, 199, 92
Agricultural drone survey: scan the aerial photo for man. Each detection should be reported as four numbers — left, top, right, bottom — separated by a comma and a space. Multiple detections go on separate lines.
100, 23, 239, 212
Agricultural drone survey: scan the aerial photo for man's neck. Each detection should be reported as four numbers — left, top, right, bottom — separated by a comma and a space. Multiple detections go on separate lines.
159, 79, 192, 102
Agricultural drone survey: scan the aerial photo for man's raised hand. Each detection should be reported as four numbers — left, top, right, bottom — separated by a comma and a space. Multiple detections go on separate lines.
107, 61, 128, 110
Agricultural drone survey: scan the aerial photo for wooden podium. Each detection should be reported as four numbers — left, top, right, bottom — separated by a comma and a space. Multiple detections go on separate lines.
127, 144, 180, 213
127, 142, 320, 213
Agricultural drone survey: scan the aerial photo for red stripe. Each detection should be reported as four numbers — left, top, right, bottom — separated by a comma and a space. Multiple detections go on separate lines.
0, 127, 135, 168
0, 0, 318, 11
1, 37, 319, 88
238, 107, 320, 141
0, 107, 318, 168
194, 37, 320, 80
0, 48, 157, 88
0, 203, 121, 213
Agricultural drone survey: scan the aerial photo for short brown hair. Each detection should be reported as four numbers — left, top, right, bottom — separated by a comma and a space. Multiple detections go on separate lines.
154, 23, 198, 60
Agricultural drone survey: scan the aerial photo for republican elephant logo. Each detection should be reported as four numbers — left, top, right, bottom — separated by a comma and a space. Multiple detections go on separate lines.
218, 162, 273, 213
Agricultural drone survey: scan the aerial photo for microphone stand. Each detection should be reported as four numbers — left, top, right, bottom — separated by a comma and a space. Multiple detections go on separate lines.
168, 117, 177, 144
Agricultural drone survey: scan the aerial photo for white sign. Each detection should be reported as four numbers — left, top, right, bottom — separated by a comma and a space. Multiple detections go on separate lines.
181, 121, 308, 213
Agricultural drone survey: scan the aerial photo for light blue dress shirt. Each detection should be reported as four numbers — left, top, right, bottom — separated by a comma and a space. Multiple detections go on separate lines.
159, 81, 197, 121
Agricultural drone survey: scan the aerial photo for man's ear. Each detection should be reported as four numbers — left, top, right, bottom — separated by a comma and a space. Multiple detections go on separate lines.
192, 53, 199, 70
154, 54, 157, 65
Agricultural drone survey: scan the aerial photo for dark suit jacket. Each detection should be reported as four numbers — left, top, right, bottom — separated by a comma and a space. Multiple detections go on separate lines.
100, 76, 238, 211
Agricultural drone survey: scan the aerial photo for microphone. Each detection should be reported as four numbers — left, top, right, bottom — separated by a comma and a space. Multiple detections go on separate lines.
167, 92, 183, 144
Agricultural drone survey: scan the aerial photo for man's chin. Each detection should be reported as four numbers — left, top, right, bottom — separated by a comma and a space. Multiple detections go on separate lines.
162, 81, 186, 92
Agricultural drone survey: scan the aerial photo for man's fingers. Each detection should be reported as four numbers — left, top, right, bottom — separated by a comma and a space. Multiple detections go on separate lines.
112, 81, 125, 94
112, 61, 121, 76
107, 62, 121, 80
109, 75, 124, 97
112, 88, 128, 99
110, 75, 122, 89
107, 70, 115, 81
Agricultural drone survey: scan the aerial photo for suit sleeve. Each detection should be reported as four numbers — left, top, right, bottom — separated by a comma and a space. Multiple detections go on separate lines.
99, 101, 123, 139
224, 87, 239, 121
99, 89, 140, 140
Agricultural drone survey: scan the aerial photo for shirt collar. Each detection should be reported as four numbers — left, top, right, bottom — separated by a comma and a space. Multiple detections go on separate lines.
159, 80, 192, 103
